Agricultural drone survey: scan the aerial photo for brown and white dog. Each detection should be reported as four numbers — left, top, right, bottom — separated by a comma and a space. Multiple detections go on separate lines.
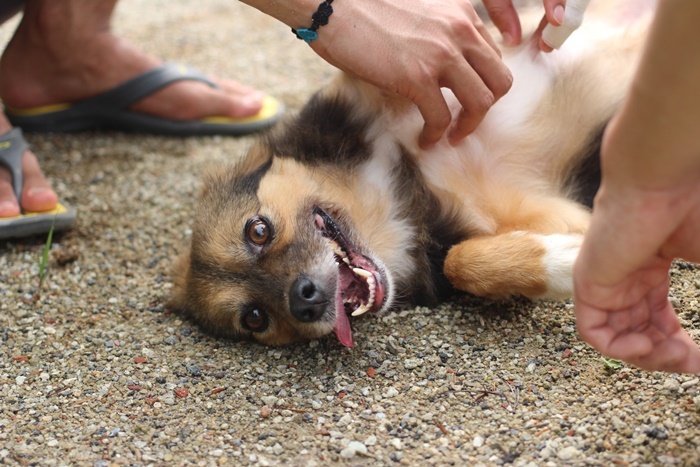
170, 1, 652, 347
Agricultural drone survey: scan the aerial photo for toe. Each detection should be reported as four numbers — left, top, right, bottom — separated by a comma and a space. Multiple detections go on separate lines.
214, 77, 266, 116
19, 149, 58, 213
131, 78, 266, 121
0, 169, 21, 217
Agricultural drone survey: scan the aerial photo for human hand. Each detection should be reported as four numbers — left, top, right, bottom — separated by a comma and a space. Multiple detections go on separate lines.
574, 170, 700, 373
483, 0, 566, 52
311, 0, 513, 148
569, 0, 700, 374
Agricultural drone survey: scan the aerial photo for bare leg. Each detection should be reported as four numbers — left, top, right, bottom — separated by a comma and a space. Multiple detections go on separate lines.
0, 0, 266, 217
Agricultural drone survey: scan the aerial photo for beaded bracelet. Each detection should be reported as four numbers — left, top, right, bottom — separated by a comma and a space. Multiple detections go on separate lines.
292, 0, 334, 43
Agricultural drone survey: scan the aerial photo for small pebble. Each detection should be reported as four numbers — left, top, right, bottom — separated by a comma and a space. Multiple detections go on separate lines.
557, 446, 581, 461
340, 441, 367, 459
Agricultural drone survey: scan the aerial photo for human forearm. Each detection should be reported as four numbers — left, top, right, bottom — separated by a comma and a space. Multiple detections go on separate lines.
238, 0, 318, 30
573, 0, 700, 376
602, 0, 700, 189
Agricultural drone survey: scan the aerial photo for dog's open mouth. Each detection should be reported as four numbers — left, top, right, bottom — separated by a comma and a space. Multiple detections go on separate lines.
314, 207, 386, 348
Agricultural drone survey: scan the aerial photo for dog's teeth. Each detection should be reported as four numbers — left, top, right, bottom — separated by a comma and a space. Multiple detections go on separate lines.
352, 304, 369, 317
330, 240, 347, 259
352, 268, 371, 279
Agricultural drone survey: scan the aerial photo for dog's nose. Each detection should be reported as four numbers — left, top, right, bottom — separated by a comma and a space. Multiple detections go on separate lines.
289, 277, 328, 323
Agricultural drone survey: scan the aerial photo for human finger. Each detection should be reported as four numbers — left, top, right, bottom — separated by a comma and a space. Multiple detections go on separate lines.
627, 336, 700, 374
448, 101, 490, 145
416, 86, 454, 149
573, 295, 629, 357
575, 283, 700, 373
455, 9, 509, 87
532, 15, 555, 52
599, 329, 655, 364
576, 304, 657, 363
541, 0, 590, 50
468, 10, 503, 56
527, 2, 566, 51
482, 0, 522, 46
539, 38, 554, 53
447, 55, 512, 143
645, 280, 684, 337
543, 0, 566, 26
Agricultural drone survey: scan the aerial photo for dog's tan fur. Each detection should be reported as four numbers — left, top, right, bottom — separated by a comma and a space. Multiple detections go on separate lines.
170, 1, 652, 346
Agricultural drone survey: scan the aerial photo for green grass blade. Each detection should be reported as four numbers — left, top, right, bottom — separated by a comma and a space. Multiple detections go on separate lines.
38, 216, 56, 285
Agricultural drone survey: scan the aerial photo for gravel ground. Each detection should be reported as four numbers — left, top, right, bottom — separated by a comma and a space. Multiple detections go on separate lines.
2, 1, 700, 466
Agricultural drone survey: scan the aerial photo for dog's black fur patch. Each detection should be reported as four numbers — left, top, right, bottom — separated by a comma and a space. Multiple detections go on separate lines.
391, 145, 469, 304
564, 125, 605, 208
263, 94, 372, 168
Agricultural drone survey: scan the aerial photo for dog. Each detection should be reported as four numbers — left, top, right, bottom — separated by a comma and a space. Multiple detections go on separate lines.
169, 1, 652, 347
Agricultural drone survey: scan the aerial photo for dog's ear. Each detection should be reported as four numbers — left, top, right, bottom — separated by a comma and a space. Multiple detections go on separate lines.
199, 142, 272, 200
235, 142, 272, 178
168, 250, 192, 314
168, 248, 248, 342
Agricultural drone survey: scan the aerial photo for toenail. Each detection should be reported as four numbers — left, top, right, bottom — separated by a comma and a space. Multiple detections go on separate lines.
27, 187, 54, 196
0, 201, 18, 212
241, 95, 263, 107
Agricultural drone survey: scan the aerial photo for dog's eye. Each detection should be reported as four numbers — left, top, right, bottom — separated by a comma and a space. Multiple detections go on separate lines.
242, 308, 269, 332
246, 218, 271, 246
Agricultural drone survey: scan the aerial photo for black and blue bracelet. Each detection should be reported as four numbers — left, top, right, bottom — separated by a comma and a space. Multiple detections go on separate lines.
292, 0, 334, 43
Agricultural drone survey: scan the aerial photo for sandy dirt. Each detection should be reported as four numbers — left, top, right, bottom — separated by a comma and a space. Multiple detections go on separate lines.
2, 1, 700, 465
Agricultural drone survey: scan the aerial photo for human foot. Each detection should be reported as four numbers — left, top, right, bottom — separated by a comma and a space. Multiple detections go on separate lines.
0, 1, 267, 124
0, 114, 58, 218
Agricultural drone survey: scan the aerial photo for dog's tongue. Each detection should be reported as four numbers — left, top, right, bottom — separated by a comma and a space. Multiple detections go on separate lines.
334, 294, 354, 348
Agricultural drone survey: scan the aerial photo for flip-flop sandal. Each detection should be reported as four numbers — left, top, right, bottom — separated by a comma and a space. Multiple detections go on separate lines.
5, 63, 284, 136
0, 128, 76, 240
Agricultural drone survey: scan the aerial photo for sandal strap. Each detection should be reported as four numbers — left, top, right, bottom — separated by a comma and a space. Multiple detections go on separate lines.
0, 127, 27, 202
71, 62, 218, 112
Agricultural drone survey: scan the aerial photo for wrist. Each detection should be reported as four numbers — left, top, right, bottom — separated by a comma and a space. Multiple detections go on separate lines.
292, 0, 335, 43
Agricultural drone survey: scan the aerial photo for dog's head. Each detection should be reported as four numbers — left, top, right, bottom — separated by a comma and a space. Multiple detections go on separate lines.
170, 95, 396, 347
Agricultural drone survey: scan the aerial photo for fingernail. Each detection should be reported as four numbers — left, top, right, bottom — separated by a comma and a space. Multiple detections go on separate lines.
554, 5, 565, 25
